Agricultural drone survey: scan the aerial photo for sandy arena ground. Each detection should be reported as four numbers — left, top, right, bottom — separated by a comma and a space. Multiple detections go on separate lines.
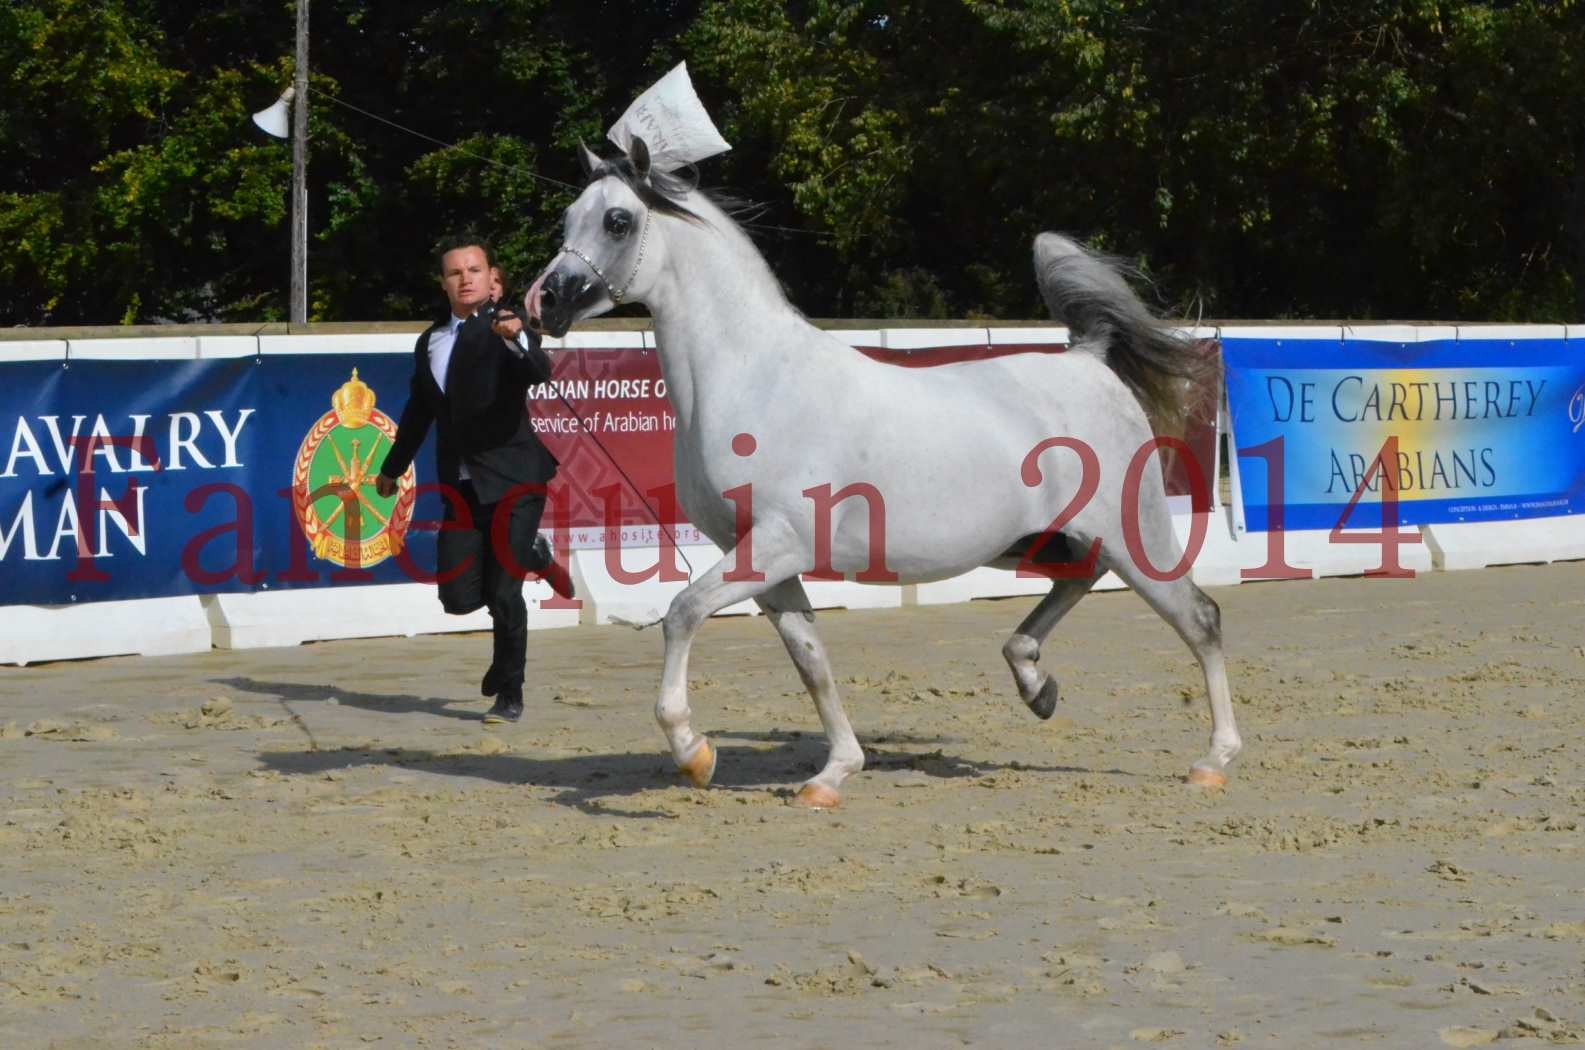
2, 564, 1584, 1048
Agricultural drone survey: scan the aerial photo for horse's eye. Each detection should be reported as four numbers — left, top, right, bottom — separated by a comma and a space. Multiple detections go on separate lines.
604, 208, 632, 238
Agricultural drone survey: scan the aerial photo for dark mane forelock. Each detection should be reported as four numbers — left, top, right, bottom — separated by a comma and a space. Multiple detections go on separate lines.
590, 157, 704, 223
589, 156, 764, 228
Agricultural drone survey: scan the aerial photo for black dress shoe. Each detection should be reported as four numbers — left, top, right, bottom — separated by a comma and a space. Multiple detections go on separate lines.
481, 664, 502, 698
483, 694, 523, 725
533, 534, 576, 601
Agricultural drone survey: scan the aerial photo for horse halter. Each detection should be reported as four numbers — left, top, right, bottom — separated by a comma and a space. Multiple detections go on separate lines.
559, 209, 651, 305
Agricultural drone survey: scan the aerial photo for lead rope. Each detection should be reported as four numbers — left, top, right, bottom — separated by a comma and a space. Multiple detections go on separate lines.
542, 379, 696, 599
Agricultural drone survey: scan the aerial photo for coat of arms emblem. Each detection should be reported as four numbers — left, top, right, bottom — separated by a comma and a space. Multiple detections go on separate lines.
291, 369, 415, 568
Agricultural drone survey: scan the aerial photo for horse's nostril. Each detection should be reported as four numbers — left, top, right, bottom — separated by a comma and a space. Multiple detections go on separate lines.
540, 285, 559, 311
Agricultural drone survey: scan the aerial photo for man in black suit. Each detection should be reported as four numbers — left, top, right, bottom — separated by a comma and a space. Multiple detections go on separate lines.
375, 236, 574, 724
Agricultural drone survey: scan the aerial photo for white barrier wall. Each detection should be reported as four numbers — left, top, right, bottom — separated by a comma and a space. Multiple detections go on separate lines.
1, 322, 1582, 665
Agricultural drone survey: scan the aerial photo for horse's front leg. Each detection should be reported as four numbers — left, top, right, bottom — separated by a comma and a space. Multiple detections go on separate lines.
657, 527, 802, 787
757, 579, 862, 809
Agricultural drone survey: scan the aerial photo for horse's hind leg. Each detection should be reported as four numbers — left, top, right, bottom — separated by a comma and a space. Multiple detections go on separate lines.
1003, 571, 1103, 719
1100, 530, 1241, 787
756, 579, 862, 809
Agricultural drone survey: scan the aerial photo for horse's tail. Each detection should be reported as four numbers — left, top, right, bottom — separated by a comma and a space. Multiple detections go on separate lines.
1032, 232, 1213, 436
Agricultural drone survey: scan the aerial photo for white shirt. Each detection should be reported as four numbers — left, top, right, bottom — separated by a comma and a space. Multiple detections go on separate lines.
428, 315, 469, 479
429, 314, 467, 393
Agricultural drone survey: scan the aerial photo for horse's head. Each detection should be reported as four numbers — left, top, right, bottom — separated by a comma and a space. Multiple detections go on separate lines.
527, 137, 698, 338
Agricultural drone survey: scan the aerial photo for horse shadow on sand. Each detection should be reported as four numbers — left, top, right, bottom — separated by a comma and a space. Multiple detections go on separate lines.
229, 675, 1130, 818
255, 732, 1127, 819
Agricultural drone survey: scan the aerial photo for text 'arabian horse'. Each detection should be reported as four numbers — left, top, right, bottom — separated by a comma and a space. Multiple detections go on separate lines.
528, 139, 1241, 808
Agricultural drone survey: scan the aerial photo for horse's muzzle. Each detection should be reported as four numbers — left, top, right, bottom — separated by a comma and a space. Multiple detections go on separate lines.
527, 265, 603, 339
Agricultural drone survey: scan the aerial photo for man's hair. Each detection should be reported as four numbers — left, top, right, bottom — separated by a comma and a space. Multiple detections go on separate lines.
434, 233, 496, 275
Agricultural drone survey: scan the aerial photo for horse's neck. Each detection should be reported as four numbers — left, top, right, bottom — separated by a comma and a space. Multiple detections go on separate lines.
645, 203, 810, 430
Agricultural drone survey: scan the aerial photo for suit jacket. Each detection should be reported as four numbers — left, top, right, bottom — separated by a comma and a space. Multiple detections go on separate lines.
380, 312, 558, 506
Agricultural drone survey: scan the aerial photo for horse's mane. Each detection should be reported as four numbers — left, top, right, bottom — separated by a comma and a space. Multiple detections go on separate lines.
588, 156, 765, 230
590, 155, 793, 312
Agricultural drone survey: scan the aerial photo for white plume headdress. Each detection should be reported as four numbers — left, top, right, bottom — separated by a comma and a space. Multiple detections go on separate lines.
606, 62, 731, 174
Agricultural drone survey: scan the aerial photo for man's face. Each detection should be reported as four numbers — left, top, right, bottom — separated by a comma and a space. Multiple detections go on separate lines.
438, 245, 491, 317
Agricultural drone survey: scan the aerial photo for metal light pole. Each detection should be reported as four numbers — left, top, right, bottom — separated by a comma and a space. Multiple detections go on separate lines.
290, 0, 309, 325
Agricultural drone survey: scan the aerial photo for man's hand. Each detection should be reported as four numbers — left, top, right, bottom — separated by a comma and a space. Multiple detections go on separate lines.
490, 306, 525, 342
375, 473, 398, 499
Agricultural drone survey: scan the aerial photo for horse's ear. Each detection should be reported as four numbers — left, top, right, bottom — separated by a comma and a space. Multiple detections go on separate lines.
629, 136, 651, 180
578, 141, 601, 178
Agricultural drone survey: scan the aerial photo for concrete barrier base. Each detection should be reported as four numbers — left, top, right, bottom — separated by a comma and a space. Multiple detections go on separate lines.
202, 583, 577, 650
1423, 518, 1585, 571
0, 597, 211, 666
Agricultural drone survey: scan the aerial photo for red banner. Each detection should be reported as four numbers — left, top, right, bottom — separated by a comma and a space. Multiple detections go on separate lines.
531, 349, 703, 550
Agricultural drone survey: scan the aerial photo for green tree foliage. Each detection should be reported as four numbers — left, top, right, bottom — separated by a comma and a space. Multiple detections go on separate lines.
2, 0, 1582, 324
686, 0, 1585, 320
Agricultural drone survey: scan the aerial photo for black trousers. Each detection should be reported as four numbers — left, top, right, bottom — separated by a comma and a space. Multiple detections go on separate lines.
437, 481, 547, 696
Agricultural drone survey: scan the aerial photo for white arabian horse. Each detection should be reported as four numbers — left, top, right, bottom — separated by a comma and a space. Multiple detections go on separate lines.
527, 139, 1241, 808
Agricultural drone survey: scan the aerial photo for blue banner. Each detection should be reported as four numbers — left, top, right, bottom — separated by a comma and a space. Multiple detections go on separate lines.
0, 353, 456, 605
1225, 338, 1585, 531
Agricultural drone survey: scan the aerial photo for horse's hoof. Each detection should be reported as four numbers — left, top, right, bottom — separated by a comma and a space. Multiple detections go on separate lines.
1186, 765, 1227, 789
679, 738, 716, 788
792, 783, 841, 809
1027, 677, 1059, 720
